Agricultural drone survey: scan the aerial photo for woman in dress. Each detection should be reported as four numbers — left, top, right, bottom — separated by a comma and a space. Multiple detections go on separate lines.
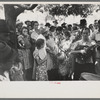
33, 39, 48, 81
70, 27, 96, 80
18, 26, 32, 81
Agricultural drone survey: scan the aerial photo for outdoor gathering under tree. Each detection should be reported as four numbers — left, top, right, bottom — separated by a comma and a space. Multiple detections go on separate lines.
0, 4, 100, 81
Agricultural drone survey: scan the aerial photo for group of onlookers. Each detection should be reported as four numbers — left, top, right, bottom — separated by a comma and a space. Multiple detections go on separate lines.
0, 18, 100, 81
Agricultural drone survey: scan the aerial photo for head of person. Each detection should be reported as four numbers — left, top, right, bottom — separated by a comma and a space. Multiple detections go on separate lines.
94, 20, 98, 29
16, 21, 23, 31
56, 26, 63, 36
0, 19, 10, 43
64, 30, 71, 40
0, 41, 18, 71
45, 23, 51, 31
53, 20, 58, 26
80, 19, 87, 29
25, 20, 31, 26
61, 22, 67, 28
49, 26, 56, 36
42, 31, 49, 40
21, 27, 29, 37
68, 24, 72, 32
73, 25, 78, 31
36, 39, 44, 50
98, 20, 100, 32
81, 27, 90, 40
33, 21, 39, 30
28, 25, 32, 30
89, 24, 94, 29
49, 26, 56, 32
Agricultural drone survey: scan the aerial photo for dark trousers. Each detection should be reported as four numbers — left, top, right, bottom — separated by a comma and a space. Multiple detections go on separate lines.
47, 68, 72, 81
74, 62, 95, 80
24, 68, 33, 81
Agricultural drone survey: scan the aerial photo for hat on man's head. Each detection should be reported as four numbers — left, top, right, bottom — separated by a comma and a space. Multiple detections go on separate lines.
0, 41, 18, 63
45, 23, 51, 27
53, 20, 58, 24
25, 20, 31, 25
0, 19, 10, 33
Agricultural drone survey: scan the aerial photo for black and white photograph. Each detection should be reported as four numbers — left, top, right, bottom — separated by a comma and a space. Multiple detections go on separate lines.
0, 2, 100, 81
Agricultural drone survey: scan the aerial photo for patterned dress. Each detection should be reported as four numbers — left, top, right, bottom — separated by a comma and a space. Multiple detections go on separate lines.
33, 51, 48, 81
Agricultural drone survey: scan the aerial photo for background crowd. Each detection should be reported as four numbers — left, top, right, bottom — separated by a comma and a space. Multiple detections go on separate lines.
0, 18, 100, 81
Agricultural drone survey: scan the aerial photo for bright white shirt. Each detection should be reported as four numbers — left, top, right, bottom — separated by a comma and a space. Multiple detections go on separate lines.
31, 29, 39, 40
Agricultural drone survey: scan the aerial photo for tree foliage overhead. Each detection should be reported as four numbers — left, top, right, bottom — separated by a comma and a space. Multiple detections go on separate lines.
37, 4, 95, 18
49, 4, 95, 17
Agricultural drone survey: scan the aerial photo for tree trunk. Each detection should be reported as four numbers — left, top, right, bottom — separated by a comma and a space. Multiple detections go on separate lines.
4, 5, 18, 49
4, 4, 38, 49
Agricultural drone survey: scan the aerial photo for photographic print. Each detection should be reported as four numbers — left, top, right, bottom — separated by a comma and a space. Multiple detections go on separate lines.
0, 1, 100, 98
0, 2, 100, 81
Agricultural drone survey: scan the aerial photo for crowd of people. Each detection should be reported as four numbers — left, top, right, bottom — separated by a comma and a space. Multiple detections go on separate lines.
0, 18, 100, 81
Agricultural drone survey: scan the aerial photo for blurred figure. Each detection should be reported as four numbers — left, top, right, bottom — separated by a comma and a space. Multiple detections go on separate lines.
45, 23, 51, 32
31, 21, 40, 41
94, 20, 98, 31
0, 41, 24, 81
18, 26, 32, 81
53, 20, 58, 27
80, 19, 87, 29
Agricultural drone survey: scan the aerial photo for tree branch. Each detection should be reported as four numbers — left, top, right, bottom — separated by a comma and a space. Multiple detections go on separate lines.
14, 4, 38, 17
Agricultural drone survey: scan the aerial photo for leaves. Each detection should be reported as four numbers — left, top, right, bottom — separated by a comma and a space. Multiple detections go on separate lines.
39, 4, 95, 18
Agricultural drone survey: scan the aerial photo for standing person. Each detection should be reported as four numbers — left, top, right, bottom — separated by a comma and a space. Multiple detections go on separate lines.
91, 20, 100, 42
32, 39, 48, 81
89, 24, 95, 39
55, 26, 64, 46
31, 21, 40, 41
45, 23, 51, 33
18, 27, 32, 81
94, 20, 98, 31
70, 28, 96, 80
30, 21, 40, 53
91, 20, 100, 75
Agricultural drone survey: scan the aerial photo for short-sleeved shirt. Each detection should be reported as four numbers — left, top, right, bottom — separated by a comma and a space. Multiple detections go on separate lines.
91, 30, 100, 42
72, 39, 95, 64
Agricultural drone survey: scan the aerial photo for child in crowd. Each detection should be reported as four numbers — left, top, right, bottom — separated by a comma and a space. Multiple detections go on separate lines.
33, 39, 48, 81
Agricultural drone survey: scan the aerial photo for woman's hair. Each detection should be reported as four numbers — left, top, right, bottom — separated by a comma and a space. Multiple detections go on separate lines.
49, 26, 56, 32
31, 21, 38, 28
36, 39, 44, 49
64, 30, 71, 38
45, 23, 51, 28
56, 26, 63, 35
56, 26, 63, 32
81, 27, 90, 35
21, 26, 29, 35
